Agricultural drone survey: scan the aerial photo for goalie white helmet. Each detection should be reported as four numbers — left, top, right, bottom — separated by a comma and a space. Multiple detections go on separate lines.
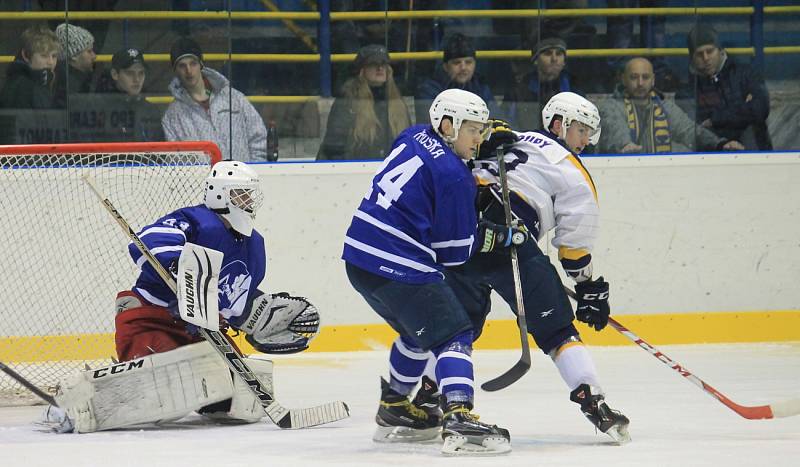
541, 91, 601, 145
204, 161, 264, 236
429, 88, 489, 145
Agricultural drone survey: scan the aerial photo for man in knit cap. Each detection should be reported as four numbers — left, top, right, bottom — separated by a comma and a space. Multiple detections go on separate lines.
677, 23, 772, 150
415, 33, 498, 123
53, 22, 97, 106
161, 37, 267, 161
502, 37, 579, 131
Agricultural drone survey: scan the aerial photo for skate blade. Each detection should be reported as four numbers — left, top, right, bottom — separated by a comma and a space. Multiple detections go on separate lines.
373, 425, 441, 443
441, 435, 511, 456
606, 423, 631, 445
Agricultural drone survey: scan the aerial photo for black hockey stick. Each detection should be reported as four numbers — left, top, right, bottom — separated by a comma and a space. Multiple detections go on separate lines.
0, 361, 57, 406
481, 146, 531, 392
563, 286, 800, 420
83, 174, 349, 429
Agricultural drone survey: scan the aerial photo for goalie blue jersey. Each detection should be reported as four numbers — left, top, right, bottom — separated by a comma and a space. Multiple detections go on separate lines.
343, 124, 479, 284
128, 205, 266, 322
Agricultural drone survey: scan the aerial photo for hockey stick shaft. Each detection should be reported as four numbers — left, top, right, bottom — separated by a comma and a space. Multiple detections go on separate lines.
0, 361, 57, 406
82, 175, 349, 428
563, 286, 800, 419
481, 146, 531, 392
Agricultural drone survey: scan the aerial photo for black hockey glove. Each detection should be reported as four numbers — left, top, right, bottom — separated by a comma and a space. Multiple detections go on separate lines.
478, 218, 529, 253
477, 119, 518, 160
574, 277, 610, 331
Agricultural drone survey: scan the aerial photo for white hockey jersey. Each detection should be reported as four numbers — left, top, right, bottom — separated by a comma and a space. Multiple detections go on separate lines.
472, 129, 599, 264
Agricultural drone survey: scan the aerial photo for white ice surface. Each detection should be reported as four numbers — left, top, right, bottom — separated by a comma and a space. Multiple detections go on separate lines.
1, 343, 799, 467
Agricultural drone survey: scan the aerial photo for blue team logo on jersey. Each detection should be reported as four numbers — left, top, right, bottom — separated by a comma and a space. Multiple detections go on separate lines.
218, 260, 252, 315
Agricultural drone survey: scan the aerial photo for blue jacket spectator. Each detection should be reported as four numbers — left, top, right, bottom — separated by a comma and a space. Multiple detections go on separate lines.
502, 37, 578, 131
415, 33, 498, 123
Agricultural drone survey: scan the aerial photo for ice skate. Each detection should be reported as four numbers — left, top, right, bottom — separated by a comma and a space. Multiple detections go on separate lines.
440, 403, 511, 456
570, 383, 631, 444
373, 377, 441, 443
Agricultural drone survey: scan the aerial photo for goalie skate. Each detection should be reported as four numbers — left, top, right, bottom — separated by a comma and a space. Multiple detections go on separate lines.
373, 377, 441, 443
570, 383, 631, 444
440, 403, 511, 456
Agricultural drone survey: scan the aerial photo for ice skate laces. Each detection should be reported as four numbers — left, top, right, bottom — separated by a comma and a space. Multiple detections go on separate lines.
381, 398, 428, 420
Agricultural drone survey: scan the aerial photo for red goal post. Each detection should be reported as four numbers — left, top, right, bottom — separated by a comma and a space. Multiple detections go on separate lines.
0, 141, 222, 404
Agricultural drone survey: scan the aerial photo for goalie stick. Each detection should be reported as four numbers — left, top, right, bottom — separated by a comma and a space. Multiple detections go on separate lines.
481, 146, 531, 392
564, 287, 800, 420
82, 174, 349, 429
0, 361, 57, 406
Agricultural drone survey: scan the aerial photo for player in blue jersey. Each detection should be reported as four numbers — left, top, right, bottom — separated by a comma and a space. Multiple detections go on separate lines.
447, 92, 630, 444
44, 161, 321, 433
344, 89, 527, 455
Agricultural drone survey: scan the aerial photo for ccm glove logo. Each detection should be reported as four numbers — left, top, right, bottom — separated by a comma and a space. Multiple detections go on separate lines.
580, 291, 609, 301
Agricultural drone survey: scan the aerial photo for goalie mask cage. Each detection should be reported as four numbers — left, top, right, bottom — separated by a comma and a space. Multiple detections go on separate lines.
0, 142, 222, 405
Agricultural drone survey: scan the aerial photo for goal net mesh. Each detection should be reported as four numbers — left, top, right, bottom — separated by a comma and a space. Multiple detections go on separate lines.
0, 143, 221, 405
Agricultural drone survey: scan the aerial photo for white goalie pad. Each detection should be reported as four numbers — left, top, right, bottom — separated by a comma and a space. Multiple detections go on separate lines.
177, 242, 223, 330
53, 342, 273, 433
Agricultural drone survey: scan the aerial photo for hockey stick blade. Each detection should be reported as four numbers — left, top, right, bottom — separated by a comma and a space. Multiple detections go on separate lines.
0, 361, 57, 406
270, 400, 351, 429
564, 286, 800, 420
480, 354, 532, 392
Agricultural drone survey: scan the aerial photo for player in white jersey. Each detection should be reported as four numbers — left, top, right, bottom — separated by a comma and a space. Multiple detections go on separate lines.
447, 92, 630, 444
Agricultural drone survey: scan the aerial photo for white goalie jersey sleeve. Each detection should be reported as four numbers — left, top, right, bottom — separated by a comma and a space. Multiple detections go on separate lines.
472, 130, 600, 260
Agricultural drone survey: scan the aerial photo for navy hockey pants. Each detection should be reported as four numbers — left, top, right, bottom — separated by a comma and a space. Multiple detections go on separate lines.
445, 239, 579, 355
345, 262, 473, 352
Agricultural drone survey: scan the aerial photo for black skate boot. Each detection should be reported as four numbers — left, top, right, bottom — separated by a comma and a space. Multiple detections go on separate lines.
570, 383, 631, 444
373, 377, 441, 443
440, 402, 511, 456
411, 376, 443, 426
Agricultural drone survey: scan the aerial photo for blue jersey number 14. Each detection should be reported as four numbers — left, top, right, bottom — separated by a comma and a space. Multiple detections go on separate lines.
366, 143, 424, 209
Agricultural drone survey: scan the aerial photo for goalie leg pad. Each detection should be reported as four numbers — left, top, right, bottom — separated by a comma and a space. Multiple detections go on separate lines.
55, 342, 235, 433
200, 357, 274, 424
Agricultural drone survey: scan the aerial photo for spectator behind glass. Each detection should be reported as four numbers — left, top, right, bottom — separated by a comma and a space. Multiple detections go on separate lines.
415, 33, 498, 124
92, 48, 164, 142
53, 23, 97, 107
677, 23, 772, 151
0, 25, 60, 109
605, 0, 679, 92
317, 45, 411, 160
597, 57, 743, 154
502, 37, 578, 131
161, 37, 268, 161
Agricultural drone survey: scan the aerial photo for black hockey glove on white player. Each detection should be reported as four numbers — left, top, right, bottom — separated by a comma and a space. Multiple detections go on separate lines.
574, 277, 610, 331
477, 119, 518, 160
236, 291, 320, 354
478, 120, 519, 159
478, 218, 529, 253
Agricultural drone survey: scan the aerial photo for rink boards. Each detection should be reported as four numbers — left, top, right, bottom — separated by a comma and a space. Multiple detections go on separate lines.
2, 151, 800, 361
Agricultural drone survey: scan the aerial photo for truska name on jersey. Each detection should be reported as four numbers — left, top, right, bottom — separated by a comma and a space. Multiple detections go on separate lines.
343, 124, 479, 284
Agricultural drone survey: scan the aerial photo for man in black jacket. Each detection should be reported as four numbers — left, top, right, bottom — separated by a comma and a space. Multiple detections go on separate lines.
678, 23, 772, 150
0, 25, 60, 109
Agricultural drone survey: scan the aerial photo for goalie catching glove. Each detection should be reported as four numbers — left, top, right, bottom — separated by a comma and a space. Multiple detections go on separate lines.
235, 291, 320, 354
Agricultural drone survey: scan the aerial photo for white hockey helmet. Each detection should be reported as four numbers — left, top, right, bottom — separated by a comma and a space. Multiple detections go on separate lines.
541, 91, 601, 145
204, 161, 264, 236
429, 88, 490, 144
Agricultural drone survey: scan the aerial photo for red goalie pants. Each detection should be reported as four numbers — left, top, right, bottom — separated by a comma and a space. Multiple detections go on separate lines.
114, 290, 203, 361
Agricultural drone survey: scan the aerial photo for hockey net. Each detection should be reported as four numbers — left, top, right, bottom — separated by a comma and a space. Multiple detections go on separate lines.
0, 142, 222, 406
